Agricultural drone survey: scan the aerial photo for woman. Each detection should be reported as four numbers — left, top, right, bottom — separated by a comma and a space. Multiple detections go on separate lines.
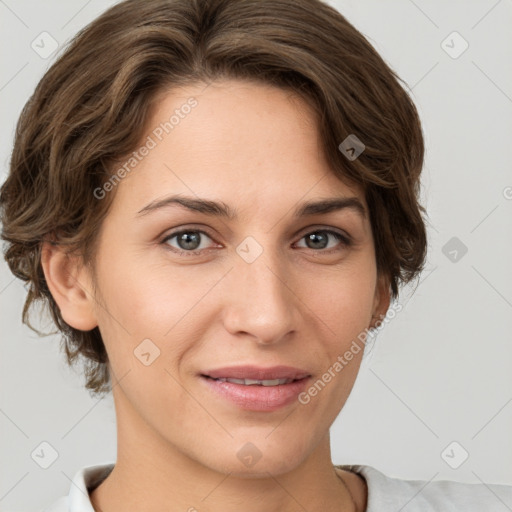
1, 0, 510, 511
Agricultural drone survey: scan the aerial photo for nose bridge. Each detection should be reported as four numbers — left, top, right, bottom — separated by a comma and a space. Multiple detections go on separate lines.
223, 239, 299, 343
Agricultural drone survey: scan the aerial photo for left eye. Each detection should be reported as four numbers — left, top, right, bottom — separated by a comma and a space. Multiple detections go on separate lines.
161, 229, 351, 256
295, 230, 351, 252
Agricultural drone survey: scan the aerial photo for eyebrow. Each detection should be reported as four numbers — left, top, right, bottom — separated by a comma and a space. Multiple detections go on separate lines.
136, 194, 366, 220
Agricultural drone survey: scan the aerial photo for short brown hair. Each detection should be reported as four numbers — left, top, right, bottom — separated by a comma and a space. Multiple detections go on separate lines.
0, 0, 427, 397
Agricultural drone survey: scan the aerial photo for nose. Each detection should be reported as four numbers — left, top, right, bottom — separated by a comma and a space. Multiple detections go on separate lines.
221, 250, 301, 346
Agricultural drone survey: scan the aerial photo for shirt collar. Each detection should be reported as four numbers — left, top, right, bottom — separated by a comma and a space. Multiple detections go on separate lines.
68, 462, 115, 512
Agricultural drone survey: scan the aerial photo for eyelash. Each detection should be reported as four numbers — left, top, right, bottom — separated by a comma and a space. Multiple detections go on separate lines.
160, 227, 352, 257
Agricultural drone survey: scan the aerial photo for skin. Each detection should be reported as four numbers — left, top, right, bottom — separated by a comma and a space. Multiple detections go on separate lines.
42, 79, 390, 512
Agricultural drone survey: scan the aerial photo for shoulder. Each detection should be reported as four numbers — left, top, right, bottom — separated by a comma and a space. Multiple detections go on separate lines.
336, 464, 512, 512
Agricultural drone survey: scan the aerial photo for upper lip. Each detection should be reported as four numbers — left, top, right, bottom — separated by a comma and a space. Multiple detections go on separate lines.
202, 365, 311, 381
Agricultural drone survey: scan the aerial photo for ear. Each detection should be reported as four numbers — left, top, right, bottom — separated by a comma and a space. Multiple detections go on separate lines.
40, 241, 98, 331
370, 272, 392, 329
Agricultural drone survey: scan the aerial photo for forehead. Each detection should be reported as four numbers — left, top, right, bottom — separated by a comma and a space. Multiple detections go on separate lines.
107, 79, 366, 220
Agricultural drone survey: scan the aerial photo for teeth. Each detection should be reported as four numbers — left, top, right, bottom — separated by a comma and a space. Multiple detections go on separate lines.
215, 377, 293, 386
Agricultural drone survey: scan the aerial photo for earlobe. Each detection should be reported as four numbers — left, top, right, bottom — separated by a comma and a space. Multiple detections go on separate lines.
40, 241, 98, 331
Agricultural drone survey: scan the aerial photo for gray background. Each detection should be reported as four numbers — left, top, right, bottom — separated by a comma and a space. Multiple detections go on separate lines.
1, 0, 511, 510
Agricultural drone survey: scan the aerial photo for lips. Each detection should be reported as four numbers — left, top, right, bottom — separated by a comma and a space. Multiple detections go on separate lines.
200, 372, 311, 411
201, 365, 311, 381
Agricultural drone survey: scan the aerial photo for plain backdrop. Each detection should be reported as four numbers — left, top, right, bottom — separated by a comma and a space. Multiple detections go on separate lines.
1, 0, 511, 510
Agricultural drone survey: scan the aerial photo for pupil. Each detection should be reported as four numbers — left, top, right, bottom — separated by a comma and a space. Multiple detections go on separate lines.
307, 232, 327, 249
179, 232, 200, 250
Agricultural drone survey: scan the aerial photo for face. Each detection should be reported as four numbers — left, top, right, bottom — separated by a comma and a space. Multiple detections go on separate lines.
57, 80, 389, 477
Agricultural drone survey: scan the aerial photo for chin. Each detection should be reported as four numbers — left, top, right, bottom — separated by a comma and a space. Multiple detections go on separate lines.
194, 435, 312, 478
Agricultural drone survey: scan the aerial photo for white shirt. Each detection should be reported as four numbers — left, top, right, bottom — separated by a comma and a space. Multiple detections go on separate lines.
41, 461, 512, 511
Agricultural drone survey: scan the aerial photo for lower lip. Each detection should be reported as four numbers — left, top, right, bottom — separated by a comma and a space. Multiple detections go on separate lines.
200, 375, 311, 412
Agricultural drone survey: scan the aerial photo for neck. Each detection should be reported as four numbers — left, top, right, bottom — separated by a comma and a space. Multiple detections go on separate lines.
89, 384, 364, 512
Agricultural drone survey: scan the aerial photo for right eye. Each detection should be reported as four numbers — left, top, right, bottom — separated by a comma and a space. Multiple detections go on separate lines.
161, 229, 219, 256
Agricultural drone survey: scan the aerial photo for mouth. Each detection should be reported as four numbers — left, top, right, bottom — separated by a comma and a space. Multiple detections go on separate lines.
199, 367, 312, 411
201, 364, 311, 382
201, 375, 305, 386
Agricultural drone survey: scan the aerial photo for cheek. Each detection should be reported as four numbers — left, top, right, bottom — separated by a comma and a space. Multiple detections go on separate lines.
95, 242, 196, 330
92, 247, 213, 377
306, 262, 376, 342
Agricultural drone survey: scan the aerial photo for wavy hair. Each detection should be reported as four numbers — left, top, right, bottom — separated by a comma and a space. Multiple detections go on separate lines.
0, 0, 428, 396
